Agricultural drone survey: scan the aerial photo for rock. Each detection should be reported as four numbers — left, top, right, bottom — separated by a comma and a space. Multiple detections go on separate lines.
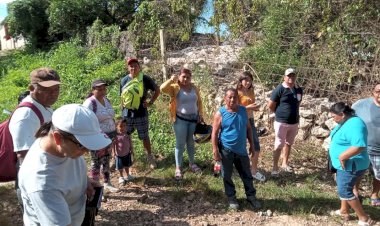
299, 117, 313, 129
322, 137, 331, 151
315, 111, 329, 126
203, 201, 212, 207
324, 118, 337, 131
299, 108, 316, 119
311, 126, 330, 138
234, 217, 240, 221
266, 209, 273, 217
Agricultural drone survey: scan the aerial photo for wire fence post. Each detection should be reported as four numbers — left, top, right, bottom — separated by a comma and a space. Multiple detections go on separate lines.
159, 28, 167, 81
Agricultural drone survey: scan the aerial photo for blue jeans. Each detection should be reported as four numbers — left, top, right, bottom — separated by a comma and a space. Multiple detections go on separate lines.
249, 118, 261, 151
220, 146, 256, 199
336, 167, 366, 200
173, 116, 197, 167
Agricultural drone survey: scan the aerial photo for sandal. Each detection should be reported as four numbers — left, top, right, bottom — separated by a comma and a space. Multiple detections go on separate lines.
370, 198, 380, 207
189, 163, 201, 173
330, 209, 351, 221
175, 168, 182, 180
252, 171, 266, 182
281, 165, 293, 173
358, 218, 376, 226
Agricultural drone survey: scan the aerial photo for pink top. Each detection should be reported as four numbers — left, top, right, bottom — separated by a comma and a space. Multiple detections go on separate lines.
114, 133, 132, 157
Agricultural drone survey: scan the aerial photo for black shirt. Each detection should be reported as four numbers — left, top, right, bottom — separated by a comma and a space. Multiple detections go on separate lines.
270, 83, 302, 124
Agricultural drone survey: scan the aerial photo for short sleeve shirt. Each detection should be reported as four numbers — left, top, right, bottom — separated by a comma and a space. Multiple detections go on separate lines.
83, 96, 116, 133
238, 89, 255, 118
9, 95, 54, 152
270, 83, 302, 124
19, 139, 87, 226
120, 74, 158, 118
114, 133, 132, 157
352, 97, 380, 155
329, 117, 370, 171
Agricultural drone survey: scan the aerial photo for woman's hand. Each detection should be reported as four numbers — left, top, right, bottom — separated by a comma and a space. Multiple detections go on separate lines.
338, 155, 346, 170
170, 75, 178, 83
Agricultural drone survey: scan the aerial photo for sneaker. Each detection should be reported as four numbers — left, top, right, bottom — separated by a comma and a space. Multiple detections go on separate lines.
147, 155, 157, 169
104, 182, 119, 193
252, 171, 266, 182
118, 177, 126, 185
246, 197, 261, 210
124, 174, 135, 181
271, 171, 279, 177
228, 197, 239, 210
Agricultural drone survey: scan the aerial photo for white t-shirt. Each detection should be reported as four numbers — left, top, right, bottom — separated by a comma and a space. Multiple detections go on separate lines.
19, 139, 87, 226
83, 96, 116, 133
9, 95, 54, 152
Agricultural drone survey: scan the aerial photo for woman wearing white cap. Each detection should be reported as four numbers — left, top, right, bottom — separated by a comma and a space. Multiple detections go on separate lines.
18, 104, 111, 226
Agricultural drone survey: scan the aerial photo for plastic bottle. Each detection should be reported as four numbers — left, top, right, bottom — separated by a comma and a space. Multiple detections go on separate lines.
213, 161, 221, 177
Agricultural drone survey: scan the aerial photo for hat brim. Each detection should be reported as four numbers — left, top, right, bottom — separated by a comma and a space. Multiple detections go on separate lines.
93, 82, 107, 87
38, 80, 61, 87
75, 133, 111, 151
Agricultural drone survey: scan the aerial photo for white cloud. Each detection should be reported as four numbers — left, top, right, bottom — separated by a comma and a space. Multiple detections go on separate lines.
0, 0, 14, 3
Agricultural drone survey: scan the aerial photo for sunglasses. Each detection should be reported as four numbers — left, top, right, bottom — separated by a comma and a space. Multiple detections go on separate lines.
64, 136, 87, 151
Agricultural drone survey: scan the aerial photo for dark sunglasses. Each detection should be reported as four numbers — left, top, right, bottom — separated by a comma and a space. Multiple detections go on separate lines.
64, 136, 87, 151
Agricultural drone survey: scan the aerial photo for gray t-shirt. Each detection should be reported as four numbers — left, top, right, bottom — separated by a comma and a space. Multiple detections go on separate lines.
19, 139, 88, 226
176, 88, 198, 115
352, 97, 380, 155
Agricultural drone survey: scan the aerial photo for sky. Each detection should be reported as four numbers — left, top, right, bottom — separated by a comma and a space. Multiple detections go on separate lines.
195, 0, 228, 35
0, 0, 13, 22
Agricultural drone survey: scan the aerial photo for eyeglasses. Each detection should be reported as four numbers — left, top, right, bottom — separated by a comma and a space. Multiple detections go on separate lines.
65, 136, 88, 151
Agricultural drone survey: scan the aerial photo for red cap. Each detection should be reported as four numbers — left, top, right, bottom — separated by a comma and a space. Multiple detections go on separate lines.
127, 58, 139, 65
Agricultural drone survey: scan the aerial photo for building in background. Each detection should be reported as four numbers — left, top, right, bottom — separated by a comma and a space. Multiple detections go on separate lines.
0, 23, 25, 50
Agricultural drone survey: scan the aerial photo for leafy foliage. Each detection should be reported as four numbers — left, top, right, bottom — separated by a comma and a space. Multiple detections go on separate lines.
6, 0, 51, 49
129, 0, 206, 50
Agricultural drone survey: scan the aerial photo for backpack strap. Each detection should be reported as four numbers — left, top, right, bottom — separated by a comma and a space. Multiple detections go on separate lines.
17, 102, 44, 125
90, 98, 97, 114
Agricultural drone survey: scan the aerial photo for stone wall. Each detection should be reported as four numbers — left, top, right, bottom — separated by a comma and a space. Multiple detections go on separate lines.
163, 40, 337, 150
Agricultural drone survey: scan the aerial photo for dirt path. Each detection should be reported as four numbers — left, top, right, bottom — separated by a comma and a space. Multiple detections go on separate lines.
0, 175, 373, 226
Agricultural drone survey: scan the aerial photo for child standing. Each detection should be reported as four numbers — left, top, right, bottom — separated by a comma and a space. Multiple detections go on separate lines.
237, 71, 266, 182
114, 118, 135, 185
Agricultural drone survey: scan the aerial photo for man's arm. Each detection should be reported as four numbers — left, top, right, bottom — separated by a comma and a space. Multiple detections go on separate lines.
211, 111, 222, 161
267, 100, 277, 113
148, 86, 160, 106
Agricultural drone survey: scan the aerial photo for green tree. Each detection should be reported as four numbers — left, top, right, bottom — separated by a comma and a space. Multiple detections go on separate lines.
6, 0, 51, 49
48, 0, 144, 40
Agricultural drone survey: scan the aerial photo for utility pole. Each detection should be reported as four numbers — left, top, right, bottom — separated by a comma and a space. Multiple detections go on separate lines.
159, 28, 167, 81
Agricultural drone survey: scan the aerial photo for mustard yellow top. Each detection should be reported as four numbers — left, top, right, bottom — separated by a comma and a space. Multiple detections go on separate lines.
238, 89, 255, 119
160, 78, 204, 122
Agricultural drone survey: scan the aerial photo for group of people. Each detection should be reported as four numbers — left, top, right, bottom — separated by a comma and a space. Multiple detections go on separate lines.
6, 60, 379, 225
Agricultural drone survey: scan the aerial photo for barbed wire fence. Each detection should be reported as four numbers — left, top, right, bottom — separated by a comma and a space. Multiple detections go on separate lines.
128, 26, 380, 106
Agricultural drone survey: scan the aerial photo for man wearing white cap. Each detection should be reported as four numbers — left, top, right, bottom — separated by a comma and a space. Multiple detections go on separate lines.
268, 68, 303, 177
18, 104, 112, 226
9, 67, 61, 210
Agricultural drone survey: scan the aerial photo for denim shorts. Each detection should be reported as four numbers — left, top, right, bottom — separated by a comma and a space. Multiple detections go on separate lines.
115, 153, 133, 170
336, 168, 366, 200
